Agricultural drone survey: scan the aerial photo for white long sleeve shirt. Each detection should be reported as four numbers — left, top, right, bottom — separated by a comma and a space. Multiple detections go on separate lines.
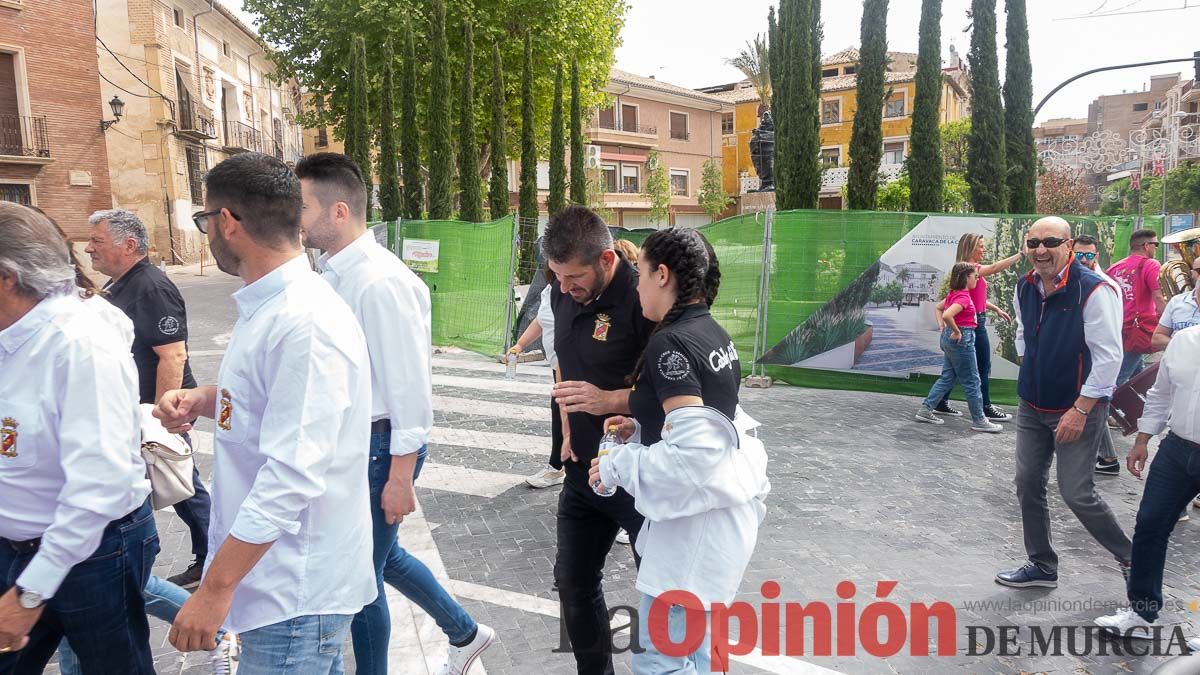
1014, 263, 1124, 399
0, 292, 150, 599
319, 231, 433, 455
210, 255, 376, 633
1139, 325, 1200, 444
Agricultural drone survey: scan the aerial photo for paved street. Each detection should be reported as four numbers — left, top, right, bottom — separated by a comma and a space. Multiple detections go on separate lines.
59, 265, 1200, 674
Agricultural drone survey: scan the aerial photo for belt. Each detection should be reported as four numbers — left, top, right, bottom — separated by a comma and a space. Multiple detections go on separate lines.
1, 500, 149, 555
371, 418, 392, 434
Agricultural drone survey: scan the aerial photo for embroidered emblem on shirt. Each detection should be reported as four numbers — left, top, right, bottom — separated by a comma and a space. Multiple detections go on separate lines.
657, 350, 691, 381
593, 313, 612, 342
1, 417, 17, 458
218, 389, 233, 431
158, 316, 181, 335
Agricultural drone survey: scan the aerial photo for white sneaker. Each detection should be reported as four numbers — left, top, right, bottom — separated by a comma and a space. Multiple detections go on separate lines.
525, 465, 565, 489
1188, 636, 1200, 652
1094, 608, 1156, 640
615, 528, 630, 545
209, 632, 240, 675
438, 623, 495, 675
971, 419, 1004, 433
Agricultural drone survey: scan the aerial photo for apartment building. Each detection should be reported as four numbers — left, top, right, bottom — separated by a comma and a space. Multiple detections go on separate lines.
96, 0, 305, 263
0, 0, 114, 238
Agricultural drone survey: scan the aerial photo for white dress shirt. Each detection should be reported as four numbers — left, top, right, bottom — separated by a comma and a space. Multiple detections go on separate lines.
0, 292, 150, 599
319, 232, 433, 456
1014, 263, 1124, 399
210, 255, 375, 633
536, 283, 557, 368
1139, 325, 1200, 444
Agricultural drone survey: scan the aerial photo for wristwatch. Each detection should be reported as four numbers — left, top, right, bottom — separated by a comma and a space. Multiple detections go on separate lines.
15, 586, 44, 609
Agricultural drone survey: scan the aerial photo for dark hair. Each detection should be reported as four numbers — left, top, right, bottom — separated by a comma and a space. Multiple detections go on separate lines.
542, 205, 612, 264
948, 261, 976, 291
629, 228, 719, 384
1073, 234, 1098, 247
205, 152, 302, 248
294, 152, 368, 220
1130, 228, 1158, 250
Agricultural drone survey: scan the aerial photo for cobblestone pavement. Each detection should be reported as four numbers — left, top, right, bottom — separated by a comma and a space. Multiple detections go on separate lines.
49, 266, 1200, 674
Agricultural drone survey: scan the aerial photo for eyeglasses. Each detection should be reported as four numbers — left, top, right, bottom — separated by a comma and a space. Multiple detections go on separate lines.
1026, 237, 1068, 250
1074, 252, 1097, 262
191, 208, 240, 234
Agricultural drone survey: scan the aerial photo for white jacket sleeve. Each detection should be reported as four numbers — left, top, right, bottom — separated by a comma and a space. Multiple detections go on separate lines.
599, 406, 769, 521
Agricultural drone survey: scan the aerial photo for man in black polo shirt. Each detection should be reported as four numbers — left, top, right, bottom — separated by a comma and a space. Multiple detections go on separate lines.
546, 206, 653, 675
85, 209, 210, 589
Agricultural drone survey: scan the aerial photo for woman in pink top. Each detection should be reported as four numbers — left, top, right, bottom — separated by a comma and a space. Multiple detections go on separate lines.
916, 263, 1003, 432
933, 233, 1022, 421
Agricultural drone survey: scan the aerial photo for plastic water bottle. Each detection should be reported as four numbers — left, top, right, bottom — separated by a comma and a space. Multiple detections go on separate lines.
505, 351, 518, 380
593, 425, 619, 497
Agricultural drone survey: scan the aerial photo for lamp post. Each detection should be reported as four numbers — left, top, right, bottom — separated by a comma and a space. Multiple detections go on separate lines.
100, 96, 125, 132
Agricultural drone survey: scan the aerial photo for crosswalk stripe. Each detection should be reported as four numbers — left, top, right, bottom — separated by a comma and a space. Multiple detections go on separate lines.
418, 463, 528, 498
428, 427, 546, 457
433, 395, 548, 422
433, 373, 550, 396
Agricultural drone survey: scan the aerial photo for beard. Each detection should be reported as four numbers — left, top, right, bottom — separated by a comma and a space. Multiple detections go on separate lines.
569, 264, 607, 305
208, 229, 240, 277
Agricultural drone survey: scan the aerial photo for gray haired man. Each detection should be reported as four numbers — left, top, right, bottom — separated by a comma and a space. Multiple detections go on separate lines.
85, 209, 210, 589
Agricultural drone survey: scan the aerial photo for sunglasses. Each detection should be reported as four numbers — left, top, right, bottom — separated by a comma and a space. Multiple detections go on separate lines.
1074, 252, 1097, 262
1026, 237, 1068, 250
192, 208, 241, 234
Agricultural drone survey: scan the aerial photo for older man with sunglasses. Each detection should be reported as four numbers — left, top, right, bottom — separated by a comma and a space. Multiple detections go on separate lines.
996, 217, 1131, 589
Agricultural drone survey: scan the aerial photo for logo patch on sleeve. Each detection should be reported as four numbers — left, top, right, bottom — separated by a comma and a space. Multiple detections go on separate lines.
657, 350, 691, 381
158, 316, 181, 335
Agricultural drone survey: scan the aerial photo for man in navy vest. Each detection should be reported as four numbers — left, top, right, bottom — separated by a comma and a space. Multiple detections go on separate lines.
996, 217, 1131, 589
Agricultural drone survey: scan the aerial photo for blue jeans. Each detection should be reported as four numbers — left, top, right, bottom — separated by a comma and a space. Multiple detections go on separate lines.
634, 593, 720, 675
350, 437, 476, 675
238, 613, 353, 675
940, 313, 993, 407
923, 327, 986, 423
1128, 433, 1200, 622
0, 500, 158, 675
57, 574, 228, 674
1117, 351, 1145, 386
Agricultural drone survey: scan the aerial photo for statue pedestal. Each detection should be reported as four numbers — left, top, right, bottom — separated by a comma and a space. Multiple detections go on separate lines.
740, 191, 776, 214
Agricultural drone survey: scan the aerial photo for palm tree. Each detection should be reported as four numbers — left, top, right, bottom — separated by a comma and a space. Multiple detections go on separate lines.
725, 34, 771, 108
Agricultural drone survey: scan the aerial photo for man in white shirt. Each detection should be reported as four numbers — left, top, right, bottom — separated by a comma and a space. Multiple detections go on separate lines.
295, 153, 494, 675
1094, 325, 1200, 643
0, 202, 156, 672
154, 152, 376, 673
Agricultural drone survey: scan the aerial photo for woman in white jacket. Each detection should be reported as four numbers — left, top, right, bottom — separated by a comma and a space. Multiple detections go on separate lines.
589, 228, 769, 674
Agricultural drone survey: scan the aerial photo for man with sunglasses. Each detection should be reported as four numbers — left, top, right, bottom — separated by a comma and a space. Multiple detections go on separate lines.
1107, 229, 1167, 386
996, 217, 1131, 589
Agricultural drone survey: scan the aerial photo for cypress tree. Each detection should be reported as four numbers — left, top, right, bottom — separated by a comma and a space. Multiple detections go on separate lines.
967, 0, 1007, 213
427, 0, 453, 220
569, 60, 586, 205
799, 0, 823, 207
518, 32, 538, 274
767, 6, 779, 112
1003, 0, 1036, 213
547, 63, 567, 216
487, 44, 509, 219
345, 36, 371, 195
847, 0, 888, 210
400, 20, 423, 220
775, 0, 822, 209
378, 40, 401, 221
457, 19, 483, 222
772, 0, 798, 208
907, 0, 944, 212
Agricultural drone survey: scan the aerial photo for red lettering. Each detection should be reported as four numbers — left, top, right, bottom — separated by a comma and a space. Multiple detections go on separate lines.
711, 601, 757, 669
910, 602, 958, 656
836, 581, 857, 656
760, 581, 781, 656
648, 591, 707, 659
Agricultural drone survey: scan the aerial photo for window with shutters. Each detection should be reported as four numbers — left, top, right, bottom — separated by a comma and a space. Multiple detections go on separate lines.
669, 169, 689, 196
721, 112, 734, 136
185, 145, 206, 206
601, 164, 618, 193
821, 100, 840, 125
0, 183, 32, 206
884, 93, 905, 118
669, 112, 689, 140
821, 147, 841, 168
883, 141, 905, 165
621, 165, 639, 193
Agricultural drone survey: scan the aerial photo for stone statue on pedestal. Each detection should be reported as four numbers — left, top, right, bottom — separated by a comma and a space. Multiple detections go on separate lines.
749, 110, 775, 192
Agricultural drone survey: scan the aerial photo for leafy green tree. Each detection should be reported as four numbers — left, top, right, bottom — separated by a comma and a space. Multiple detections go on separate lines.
427, 0, 453, 220
569, 60, 586, 205
344, 36, 372, 194
487, 44, 509, 219
643, 150, 671, 226
1003, 0, 1036, 213
400, 20, 423, 220
518, 32, 538, 274
378, 40, 401, 220
847, 0, 888, 210
547, 64, 567, 216
967, 0, 1007, 213
907, 0, 944, 212
941, 119, 970, 171
697, 159, 733, 222
871, 172, 970, 212
457, 19, 483, 222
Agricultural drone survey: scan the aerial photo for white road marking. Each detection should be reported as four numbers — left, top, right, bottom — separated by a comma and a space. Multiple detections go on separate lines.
418, 463, 527, 498
433, 373, 551, 396
428, 427, 546, 457
432, 356, 552, 375
433, 395, 548, 422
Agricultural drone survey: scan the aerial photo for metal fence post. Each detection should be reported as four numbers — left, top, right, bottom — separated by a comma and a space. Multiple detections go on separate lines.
746, 207, 774, 388
501, 216, 520, 354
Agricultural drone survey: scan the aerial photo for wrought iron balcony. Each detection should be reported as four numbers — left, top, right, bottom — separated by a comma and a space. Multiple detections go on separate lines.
592, 119, 658, 136
177, 102, 217, 140
0, 115, 50, 159
223, 120, 265, 153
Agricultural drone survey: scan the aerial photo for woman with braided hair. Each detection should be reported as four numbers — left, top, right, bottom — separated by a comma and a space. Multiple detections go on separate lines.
588, 228, 769, 673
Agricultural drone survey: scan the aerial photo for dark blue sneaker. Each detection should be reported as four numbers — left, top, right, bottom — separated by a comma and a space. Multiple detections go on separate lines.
995, 562, 1058, 588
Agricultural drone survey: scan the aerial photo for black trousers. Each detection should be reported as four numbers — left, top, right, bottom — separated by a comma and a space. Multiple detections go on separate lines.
554, 477, 644, 675
549, 395, 564, 470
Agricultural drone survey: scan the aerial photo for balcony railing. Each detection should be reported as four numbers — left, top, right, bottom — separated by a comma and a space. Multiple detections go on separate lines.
593, 119, 658, 136
601, 184, 643, 194
177, 102, 217, 140
0, 115, 50, 158
224, 120, 265, 153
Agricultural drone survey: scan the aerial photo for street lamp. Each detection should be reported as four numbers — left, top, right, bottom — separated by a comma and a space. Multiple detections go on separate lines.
100, 96, 125, 132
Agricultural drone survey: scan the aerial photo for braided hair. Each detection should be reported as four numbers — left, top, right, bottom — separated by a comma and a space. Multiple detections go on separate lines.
629, 228, 721, 384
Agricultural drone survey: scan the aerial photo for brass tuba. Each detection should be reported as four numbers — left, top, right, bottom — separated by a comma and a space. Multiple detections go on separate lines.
1160, 227, 1200, 298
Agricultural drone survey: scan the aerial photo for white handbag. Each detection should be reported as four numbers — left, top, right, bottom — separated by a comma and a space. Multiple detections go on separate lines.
139, 404, 196, 510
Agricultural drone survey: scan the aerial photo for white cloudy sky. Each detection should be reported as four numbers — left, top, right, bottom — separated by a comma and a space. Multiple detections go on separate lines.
231, 0, 1199, 124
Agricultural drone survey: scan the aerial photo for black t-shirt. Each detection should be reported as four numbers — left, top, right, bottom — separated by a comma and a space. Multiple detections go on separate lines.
104, 257, 197, 404
552, 259, 655, 484
628, 304, 741, 445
